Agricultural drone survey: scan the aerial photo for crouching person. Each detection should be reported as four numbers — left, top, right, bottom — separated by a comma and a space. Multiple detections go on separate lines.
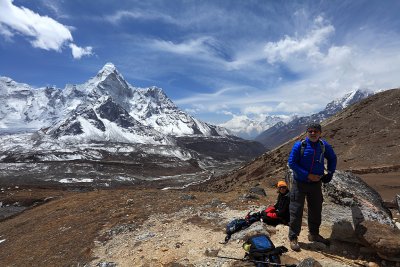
261, 181, 290, 226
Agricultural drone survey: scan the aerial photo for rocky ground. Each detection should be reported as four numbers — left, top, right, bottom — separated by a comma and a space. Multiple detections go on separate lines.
1, 183, 399, 267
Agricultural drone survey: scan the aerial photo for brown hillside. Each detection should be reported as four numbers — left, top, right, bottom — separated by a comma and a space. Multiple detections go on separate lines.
198, 88, 400, 195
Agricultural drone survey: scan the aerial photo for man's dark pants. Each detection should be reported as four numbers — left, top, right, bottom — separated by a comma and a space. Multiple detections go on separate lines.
288, 180, 323, 240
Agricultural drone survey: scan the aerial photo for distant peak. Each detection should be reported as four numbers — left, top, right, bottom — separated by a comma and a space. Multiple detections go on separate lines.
92, 62, 128, 86
98, 62, 118, 76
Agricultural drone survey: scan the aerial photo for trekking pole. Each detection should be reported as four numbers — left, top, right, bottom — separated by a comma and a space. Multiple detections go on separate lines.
216, 255, 297, 267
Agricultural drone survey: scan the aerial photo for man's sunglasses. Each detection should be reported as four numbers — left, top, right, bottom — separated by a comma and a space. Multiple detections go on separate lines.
307, 129, 320, 133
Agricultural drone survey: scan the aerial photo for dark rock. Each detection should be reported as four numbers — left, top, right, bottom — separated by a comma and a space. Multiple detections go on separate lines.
249, 187, 266, 197
96, 97, 136, 128
297, 258, 322, 267
209, 198, 222, 207
396, 194, 400, 213
181, 194, 196, 200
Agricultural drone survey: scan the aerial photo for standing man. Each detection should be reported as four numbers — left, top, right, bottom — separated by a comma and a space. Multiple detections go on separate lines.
287, 123, 337, 251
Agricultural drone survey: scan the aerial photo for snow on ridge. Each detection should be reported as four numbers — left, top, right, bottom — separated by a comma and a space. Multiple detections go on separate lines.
220, 114, 291, 139
59, 178, 94, 183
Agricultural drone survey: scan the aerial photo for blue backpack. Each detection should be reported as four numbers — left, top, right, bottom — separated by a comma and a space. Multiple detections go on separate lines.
243, 234, 284, 267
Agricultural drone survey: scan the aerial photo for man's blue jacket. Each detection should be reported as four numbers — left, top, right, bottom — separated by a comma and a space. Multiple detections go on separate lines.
288, 137, 337, 183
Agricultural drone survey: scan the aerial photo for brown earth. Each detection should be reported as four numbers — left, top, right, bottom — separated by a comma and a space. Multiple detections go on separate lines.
0, 185, 393, 267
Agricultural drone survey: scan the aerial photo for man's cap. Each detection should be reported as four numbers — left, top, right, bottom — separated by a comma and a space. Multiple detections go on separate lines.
277, 181, 287, 188
306, 123, 322, 132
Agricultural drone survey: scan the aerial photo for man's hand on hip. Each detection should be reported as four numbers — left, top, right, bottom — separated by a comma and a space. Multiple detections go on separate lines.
308, 174, 321, 182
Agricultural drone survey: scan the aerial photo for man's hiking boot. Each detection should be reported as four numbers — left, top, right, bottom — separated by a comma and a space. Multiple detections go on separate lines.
289, 238, 300, 252
308, 234, 330, 246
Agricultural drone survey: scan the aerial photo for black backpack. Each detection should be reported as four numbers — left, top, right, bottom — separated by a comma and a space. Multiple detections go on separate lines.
300, 139, 325, 163
243, 234, 287, 266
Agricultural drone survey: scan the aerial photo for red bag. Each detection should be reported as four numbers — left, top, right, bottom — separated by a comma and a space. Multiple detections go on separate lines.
265, 206, 276, 213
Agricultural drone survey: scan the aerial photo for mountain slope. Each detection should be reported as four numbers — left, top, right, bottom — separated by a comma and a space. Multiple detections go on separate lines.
254, 89, 373, 150
197, 88, 400, 192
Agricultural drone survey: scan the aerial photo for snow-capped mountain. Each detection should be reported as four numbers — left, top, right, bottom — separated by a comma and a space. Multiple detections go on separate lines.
129, 87, 229, 137
219, 114, 292, 139
255, 89, 374, 149
0, 77, 64, 131
46, 95, 174, 145
324, 89, 374, 115
0, 63, 230, 143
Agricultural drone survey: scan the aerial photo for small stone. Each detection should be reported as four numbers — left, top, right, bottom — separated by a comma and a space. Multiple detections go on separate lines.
367, 262, 379, 267
181, 194, 196, 200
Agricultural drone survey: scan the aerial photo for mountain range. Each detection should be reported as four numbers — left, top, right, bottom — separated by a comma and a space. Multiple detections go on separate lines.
0, 63, 229, 141
253, 89, 374, 149
0, 63, 264, 186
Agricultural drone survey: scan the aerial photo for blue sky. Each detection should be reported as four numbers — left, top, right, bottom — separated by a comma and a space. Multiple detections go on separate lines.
1, 0, 400, 124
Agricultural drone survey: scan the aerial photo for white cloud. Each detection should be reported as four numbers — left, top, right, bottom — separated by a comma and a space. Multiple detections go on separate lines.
0, 0, 72, 51
264, 23, 334, 64
69, 43, 93, 59
0, 0, 92, 59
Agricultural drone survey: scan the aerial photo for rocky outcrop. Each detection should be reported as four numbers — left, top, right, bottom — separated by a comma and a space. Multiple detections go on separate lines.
288, 170, 400, 261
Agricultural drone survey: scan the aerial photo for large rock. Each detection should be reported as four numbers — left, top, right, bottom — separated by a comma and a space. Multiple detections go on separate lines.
355, 220, 400, 261
288, 170, 400, 261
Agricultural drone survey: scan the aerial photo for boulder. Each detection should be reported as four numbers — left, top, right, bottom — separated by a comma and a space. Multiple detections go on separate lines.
355, 220, 400, 262
297, 258, 322, 267
249, 187, 267, 197
287, 170, 400, 261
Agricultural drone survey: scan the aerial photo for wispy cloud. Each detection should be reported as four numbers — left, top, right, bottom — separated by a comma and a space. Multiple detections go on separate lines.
151, 37, 214, 56
105, 10, 175, 25
0, 0, 92, 59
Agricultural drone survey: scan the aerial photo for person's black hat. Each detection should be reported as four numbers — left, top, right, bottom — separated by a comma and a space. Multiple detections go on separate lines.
306, 123, 322, 132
